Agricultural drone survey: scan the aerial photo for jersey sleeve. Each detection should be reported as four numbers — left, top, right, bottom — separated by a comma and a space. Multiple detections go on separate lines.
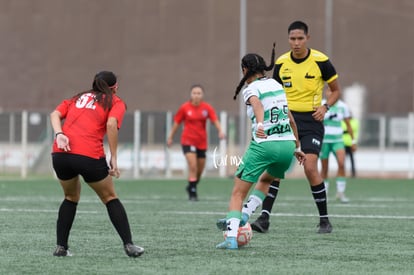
317, 59, 338, 83
206, 103, 218, 122
173, 104, 186, 123
242, 85, 260, 105
273, 52, 290, 84
55, 99, 73, 118
272, 63, 282, 84
108, 97, 126, 129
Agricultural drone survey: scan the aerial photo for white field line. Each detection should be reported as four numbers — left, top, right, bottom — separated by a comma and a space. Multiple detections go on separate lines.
1, 196, 413, 203
1, 207, 413, 219
164, 211, 414, 220
1, 195, 413, 219
0, 208, 98, 214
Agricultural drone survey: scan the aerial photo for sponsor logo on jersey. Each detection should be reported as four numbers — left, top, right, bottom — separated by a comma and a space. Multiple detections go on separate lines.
305, 72, 315, 79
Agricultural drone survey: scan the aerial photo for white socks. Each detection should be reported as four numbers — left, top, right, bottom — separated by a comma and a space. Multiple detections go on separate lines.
242, 194, 263, 218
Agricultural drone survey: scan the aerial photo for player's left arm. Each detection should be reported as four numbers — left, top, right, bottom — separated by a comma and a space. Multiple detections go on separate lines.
106, 99, 126, 178
107, 116, 120, 178
313, 59, 341, 121
326, 79, 340, 108
212, 119, 226, 140
321, 59, 340, 108
208, 104, 226, 139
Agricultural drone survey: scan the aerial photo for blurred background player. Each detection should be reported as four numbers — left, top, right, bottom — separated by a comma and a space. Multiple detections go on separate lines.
50, 71, 144, 257
320, 88, 356, 203
167, 84, 225, 201
342, 114, 359, 178
216, 47, 304, 249
251, 20, 340, 234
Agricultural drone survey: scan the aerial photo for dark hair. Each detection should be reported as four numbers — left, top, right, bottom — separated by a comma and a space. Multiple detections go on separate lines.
74, 71, 117, 110
233, 43, 276, 100
288, 21, 308, 35
190, 84, 204, 92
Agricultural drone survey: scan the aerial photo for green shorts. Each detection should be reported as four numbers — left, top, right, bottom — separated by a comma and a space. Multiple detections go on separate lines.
235, 140, 295, 183
320, 141, 345, 160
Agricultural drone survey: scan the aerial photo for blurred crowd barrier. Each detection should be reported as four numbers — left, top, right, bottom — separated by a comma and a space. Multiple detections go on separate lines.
1, 111, 414, 179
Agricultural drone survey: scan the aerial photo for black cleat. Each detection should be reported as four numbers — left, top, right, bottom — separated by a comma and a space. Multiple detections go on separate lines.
186, 185, 198, 201
317, 218, 333, 234
216, 218, 227, 231
189, 193, 198, 201
124, 243, 144, 258
251, 215, 270, 233
53, 245, 72, 257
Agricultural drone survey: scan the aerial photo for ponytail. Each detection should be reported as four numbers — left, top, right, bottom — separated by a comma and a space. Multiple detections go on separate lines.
233, 74, 249, 100
233, 43, 276, 100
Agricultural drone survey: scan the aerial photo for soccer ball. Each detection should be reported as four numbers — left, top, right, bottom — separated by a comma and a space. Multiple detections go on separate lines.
223, 222, 253, 246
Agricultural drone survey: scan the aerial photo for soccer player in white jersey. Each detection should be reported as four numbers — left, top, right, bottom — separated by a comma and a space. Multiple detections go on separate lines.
216, 45, 305, 250
320, 88, 355, 202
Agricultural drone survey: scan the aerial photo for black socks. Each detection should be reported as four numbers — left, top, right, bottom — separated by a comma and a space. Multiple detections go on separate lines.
106, 198, 133, 245
311, 182, 328, 219
56, 199, 78, 249
260, 180, 280, 219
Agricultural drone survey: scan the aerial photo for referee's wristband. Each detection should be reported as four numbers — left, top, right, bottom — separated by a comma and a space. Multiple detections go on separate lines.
55, 132, 64, 138
352, 139, 357, 145
294, 147, 302, 153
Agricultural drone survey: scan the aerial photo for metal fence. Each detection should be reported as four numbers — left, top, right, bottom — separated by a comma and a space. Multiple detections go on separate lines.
1, 110, 414, 178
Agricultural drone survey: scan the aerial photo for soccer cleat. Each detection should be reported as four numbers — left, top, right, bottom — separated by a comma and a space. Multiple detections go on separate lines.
124, 243, 145, 258
189, 193, 198, 201
216, 237, 238, 250
216, 213, 249, 231
186, 185, 198, 201
216, 218, 227, 231
53, 245, 72, 257
251, 215, 269, 233
336, 192, 350, 203
317, 218, 333, 234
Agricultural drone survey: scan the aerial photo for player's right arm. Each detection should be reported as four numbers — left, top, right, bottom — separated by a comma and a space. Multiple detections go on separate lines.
167, 122, 180, 147
50, 110, 71, 152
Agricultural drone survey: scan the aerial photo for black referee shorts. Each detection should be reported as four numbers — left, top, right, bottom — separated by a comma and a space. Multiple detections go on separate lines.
291, 111, 324, 155
52, 153, 109, 183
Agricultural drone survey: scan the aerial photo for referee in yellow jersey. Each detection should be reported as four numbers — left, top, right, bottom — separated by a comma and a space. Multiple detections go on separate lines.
251, 21, 340, 234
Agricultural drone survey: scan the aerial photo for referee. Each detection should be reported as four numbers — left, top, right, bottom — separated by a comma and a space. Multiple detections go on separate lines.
251, 21, 340, 234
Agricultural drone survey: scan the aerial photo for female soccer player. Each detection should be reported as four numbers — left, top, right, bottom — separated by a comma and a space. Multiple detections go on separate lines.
167, 84, 225, 201
216, 45, 305, 249
50, 71, 144, 257
320, 88, 355, 202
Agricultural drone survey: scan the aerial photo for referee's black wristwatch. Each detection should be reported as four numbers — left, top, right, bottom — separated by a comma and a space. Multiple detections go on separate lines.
323, 103, 330, 111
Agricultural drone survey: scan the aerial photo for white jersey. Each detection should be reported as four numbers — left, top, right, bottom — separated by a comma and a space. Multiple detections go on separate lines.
242, 77, 296, 143
322, 99, 351, 143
